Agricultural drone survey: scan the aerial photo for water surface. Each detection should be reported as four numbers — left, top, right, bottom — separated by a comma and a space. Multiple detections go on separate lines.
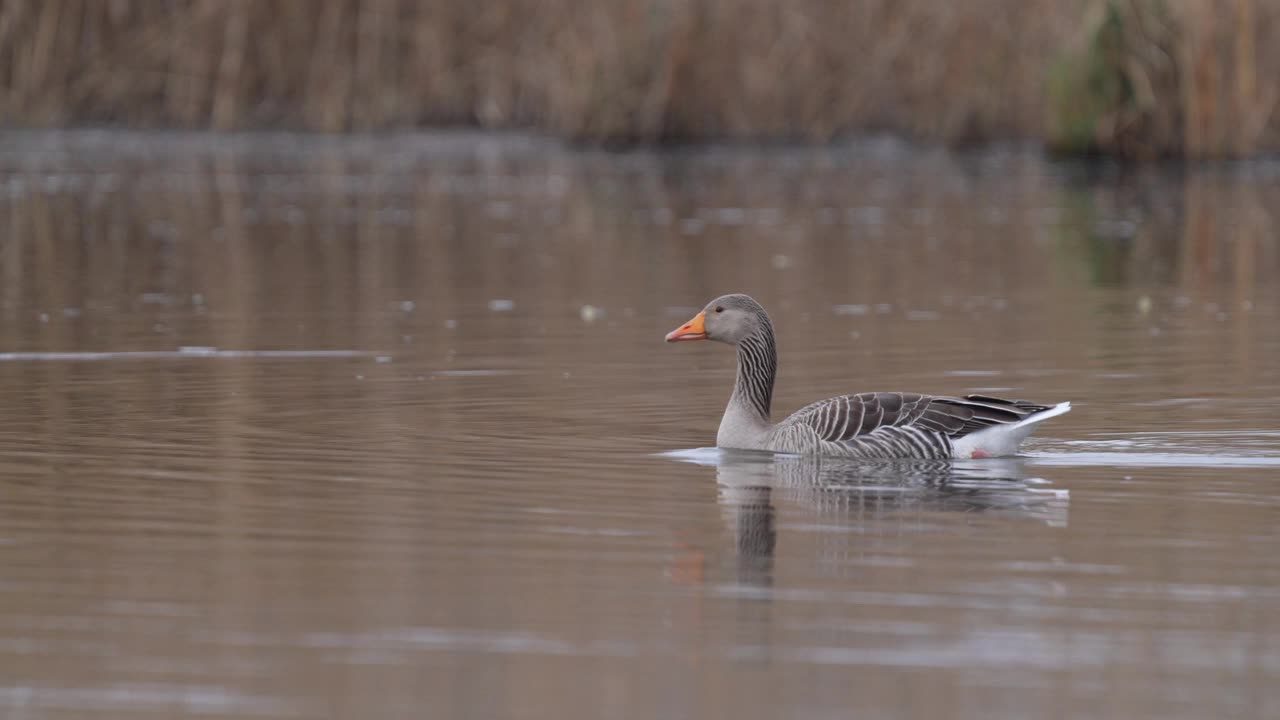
1, 132, 1279, 719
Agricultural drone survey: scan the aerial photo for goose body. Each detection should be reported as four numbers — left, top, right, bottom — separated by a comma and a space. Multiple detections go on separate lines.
666, 294, 1070, 459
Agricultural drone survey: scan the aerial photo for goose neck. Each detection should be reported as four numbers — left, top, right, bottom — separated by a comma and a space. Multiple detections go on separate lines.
731, 326, 776, 422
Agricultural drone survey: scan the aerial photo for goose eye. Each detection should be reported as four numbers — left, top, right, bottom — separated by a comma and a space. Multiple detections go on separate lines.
714, 306, 724, 313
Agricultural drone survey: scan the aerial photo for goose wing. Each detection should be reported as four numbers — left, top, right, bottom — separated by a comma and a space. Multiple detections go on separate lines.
783, 392, 1052, 443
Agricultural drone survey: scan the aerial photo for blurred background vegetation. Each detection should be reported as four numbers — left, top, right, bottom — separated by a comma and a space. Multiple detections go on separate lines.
0, 0, 1276, 158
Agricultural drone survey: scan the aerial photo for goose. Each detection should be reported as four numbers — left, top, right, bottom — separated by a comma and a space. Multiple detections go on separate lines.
665, 294, 1070, 459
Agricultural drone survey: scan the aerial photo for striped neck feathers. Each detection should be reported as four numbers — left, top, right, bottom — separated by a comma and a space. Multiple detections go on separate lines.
731, 320, 776, 421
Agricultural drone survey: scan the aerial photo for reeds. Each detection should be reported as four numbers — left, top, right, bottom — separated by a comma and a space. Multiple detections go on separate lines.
1045, 0, 1279, 159
0, 0, 1278, 156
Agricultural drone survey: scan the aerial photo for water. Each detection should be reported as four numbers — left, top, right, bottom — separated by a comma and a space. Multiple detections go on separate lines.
1, 132, 1279, 719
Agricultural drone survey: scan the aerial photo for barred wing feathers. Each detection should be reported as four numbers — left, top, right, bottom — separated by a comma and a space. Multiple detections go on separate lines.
781, 392, 1053, 455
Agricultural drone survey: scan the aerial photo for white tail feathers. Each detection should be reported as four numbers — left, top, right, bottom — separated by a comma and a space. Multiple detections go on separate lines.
953, 401, 1071, 458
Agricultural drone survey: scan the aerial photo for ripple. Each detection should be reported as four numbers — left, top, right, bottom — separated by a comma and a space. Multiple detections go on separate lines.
1028, 452, 1280, 468
0, 349, 376, 362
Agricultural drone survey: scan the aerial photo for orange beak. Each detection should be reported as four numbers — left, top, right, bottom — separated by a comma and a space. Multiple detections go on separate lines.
665, 311, 707, 342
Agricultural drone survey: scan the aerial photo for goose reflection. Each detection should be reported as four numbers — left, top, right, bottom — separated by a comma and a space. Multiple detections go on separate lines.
671, 449, 1069, 588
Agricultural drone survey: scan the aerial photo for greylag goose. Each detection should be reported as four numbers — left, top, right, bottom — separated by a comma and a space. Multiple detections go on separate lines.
665, 294, 1070, 459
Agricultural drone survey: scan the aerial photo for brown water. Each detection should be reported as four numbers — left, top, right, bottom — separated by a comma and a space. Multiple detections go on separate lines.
1, 132, 1279, 720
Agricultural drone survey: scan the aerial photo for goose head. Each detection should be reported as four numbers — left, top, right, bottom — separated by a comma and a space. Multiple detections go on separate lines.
665, 294, 769, 346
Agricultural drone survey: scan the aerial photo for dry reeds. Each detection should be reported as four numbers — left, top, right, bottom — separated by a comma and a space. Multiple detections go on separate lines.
1, 0, 1279, 156
0, 0, 1078, 143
